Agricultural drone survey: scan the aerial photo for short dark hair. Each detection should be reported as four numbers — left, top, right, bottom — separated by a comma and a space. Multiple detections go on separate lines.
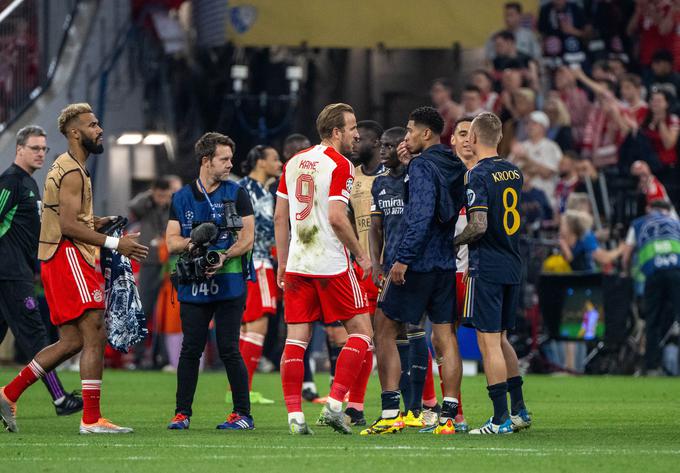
409, 106, 444, 136
563, 150, 582, 161
431, 77, 452, 90
194, 132, 235, 164
383, 126, 406, 141
495, 30, 516, 43
151, 177, 171, 190
463, 84, 482, 95
454, 117, 473, 132
283, 133, 310, 147
241, 144, 275, 175
473, 69, 494, 83
652, 49, 674, 64
16, 125, 46, 146
505, 2, 522, 13
357, 120, 384, 140
621, 73, 642, 88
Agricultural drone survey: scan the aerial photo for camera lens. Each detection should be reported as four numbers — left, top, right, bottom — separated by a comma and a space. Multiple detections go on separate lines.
205, 250, 221, 266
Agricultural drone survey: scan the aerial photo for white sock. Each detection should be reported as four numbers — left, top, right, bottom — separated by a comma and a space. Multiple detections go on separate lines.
53, 395, 65, 405
326, 396, 343, 413
382, 409, 400, 419
302, 382, 317, 392
288, 411, 305, 424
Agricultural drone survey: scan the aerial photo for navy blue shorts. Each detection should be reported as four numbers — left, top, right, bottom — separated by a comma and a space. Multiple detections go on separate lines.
461, 277, 520, 333
379, 270, 456, 325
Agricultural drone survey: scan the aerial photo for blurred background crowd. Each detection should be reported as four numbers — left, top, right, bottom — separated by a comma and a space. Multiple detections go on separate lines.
1, 0, 679, 379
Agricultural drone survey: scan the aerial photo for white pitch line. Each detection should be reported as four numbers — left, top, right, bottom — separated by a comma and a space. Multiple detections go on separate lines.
0, 443, 679, 456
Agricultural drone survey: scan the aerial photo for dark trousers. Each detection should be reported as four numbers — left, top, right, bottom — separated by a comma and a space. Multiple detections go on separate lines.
0, 280, 50, 360
643, 269, 680, 370
175, 294, 250, 417
134, 264, 165, 366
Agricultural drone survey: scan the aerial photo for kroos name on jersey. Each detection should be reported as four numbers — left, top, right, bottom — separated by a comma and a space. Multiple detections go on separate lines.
491, 170, 521, 183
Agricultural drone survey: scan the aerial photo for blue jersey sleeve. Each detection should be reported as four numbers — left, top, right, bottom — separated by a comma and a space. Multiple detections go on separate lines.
465, 169, 489, 213
395, 159, 436, 265
370, 179, 384, 219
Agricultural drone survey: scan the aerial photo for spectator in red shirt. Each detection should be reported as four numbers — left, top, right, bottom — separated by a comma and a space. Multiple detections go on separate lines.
641, 88, 680, 167
574, 66, 636, 168
641, 88, 680, 206
554, 66, 591, 147
631, 160, 678, 217
429, 78, 460, 147
471, 69, 499, 112
627, 0, 676, 68
620, 73, 649, 126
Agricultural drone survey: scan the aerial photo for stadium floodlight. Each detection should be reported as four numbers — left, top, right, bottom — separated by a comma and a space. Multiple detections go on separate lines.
231, 65, 249, 93
286, 66, 303, 93
116, 133, 143, 145
143, 133, 169, 145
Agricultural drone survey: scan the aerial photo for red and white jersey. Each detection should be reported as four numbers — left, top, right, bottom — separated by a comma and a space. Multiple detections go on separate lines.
455, 207, 468, 273
277, 145, 355, 277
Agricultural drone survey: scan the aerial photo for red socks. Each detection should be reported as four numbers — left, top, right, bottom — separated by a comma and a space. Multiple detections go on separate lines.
347, 344, 373, 411
281, 340, 307, 414
4, 360, 46, 402
422, 352, 437, 407
329, 334, 371, 403
81, 380, 102, 424
240, 332, 265, 389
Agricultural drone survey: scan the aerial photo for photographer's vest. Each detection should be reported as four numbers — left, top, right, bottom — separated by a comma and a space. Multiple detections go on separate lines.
632, 211, 680, 278
172, 180, 252, 303
38, 153, 96, 266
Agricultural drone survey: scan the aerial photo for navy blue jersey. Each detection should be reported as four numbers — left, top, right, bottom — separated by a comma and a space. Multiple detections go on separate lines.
465, 157, 523, 284
371, 171, 406, 273
238, 176, 275, 264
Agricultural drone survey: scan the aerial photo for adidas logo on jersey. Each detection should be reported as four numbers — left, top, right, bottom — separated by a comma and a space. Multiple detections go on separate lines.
379, 189, 387, 196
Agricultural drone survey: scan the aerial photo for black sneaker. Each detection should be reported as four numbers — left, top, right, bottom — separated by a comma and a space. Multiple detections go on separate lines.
344, 407, 366, 426
302, 387, 320, 402
55, 391, 83, 416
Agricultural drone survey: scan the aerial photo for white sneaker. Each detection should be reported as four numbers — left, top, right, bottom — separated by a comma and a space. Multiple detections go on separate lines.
422, 407, 439, 427
510, 408, 532, 431
79, 418, 133, 434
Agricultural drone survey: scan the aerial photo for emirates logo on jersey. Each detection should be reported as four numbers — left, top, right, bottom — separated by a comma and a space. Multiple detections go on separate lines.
346, 178, 354, 193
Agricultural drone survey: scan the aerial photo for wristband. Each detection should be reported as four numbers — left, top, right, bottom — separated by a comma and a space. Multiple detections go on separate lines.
104, 236, 120, 250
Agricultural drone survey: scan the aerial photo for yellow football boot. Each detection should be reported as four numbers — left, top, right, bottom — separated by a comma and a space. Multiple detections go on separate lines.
359, 414, 405, 435
403, 410, 425, 428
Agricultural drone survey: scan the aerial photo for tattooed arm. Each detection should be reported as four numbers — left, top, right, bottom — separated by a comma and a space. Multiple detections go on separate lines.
454, 210, 487, 246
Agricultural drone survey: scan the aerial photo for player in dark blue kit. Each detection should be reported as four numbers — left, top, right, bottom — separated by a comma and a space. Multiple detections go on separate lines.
363, 107, 467, 436
454, 112, 531, 435
369, 127, 448, 430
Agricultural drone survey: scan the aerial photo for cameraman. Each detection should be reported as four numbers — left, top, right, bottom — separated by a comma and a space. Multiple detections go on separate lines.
165, 132, 255, 430
621, 200, 680, 376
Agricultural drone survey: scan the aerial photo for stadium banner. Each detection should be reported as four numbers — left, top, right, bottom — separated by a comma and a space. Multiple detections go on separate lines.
225, 0, 539, 49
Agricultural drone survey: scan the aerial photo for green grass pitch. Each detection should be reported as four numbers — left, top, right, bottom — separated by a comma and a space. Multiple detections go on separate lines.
1, 369, 679, 472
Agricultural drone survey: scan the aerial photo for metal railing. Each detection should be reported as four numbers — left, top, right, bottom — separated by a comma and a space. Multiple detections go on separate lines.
0, 0, 78, 132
